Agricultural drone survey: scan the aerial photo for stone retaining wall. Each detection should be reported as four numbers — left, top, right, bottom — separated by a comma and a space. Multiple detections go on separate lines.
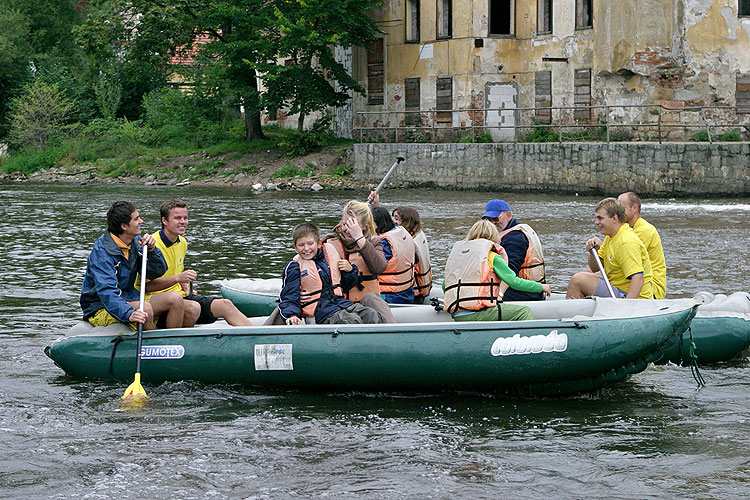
353, 143, 750, 196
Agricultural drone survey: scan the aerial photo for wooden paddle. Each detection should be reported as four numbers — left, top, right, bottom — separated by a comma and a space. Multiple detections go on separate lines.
590, 247, 617, 298
371, 155, 405, 202
122, 244, 149, 405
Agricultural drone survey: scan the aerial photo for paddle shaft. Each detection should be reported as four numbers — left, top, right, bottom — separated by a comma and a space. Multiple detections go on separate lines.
373, 156, 405, 198
134, 245, 148, 374
590, 246, 617, 298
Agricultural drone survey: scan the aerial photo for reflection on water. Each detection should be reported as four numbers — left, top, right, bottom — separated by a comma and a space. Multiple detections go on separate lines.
1, 182, 749, 498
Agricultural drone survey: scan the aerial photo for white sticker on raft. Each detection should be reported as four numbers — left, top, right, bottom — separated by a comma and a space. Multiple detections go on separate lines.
255, 344, 294, 370
490, 330, 568, 357
140, 345, 185, 359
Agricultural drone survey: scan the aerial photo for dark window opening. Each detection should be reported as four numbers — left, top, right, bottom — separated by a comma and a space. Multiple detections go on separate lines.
538, 0, 552, 34
436, 76, 452, 123
576, 0, 592, 29
489, 0, 513, 36
406, 0, 420, 43
437, 0, 452, 39
741, 0, 750, 16
367, 39, 384, 106
405, 78, 421, 126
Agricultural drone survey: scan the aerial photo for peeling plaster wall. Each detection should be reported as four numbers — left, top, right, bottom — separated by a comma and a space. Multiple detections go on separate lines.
349, 0, 750, 141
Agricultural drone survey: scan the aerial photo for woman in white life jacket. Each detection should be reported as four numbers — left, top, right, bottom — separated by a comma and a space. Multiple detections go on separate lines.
372, 207, 416, 304
322, 200, 396, 323
443, 220, 551, 322
392, 206, 432, 304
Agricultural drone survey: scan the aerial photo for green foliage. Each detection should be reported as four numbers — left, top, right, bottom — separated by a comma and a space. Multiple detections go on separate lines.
271, 161, 317, 179
328, 164, 352, 178
691, 129, 743, 142
690, 131, 710, 142
458, 133, 493, 143
280, 115, 334, 156
8, 80, 77, 148
0, 146, 65, 174
522, 124, 558, 142
95, 74, 122, 121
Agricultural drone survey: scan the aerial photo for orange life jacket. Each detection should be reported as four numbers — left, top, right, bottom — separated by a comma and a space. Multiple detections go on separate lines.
500, 223, 546, 283
443, 239, 504, 314
413, 230, 432, 298
377, 226, 416, 294
328, 237, 380, 302
293, 242, 343, 318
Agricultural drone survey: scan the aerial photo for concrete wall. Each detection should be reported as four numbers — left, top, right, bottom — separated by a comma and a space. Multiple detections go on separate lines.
354, 142, 750, 196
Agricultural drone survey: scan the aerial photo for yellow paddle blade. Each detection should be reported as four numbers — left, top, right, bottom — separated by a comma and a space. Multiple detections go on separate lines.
121, 372, 148, 407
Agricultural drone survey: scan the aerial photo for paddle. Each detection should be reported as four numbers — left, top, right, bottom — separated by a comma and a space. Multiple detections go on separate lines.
370, 155, 405, 203
122, 244, 149, 405
590, 246, 617, 298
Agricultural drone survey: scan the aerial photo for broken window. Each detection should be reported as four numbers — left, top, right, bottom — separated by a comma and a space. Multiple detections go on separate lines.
576, 0, 592, 29
367, 39, 384, 105
537, 0, 552, 34
406, 0, 420, 43
405, 78, 421, 126
437, 0, 452, 39
436, 76, 453, 123
740, 0, 750, 16
738, 73, 750, 114
535, 71, 552, 124
574, 68, 592, 121
489, 0, 514, 36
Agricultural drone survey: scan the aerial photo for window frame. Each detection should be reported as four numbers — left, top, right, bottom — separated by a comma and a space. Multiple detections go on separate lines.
740, 0, 750, 17
436, 0, 453, 40
537, 0, 552, 35
488, 0, 515, 37
405, 0, 421, 44
575, 0, 592, 30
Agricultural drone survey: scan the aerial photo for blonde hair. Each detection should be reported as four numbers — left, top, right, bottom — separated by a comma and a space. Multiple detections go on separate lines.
341, 200, 376, 236
464, 219, 500, 242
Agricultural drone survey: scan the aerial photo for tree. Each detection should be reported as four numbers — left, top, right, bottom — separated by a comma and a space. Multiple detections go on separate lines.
8, 81, 76, 148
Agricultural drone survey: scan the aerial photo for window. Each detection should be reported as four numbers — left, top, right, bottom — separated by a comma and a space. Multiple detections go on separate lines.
738, 73, 750, 114
406, 0, 420, 43
436, 76, 452, 123
489, 0, 514, 36
576, 0, 592, 29
437, 0, 452, 39
535, 71, 552, 124
741, 0, 750, 16
367, 39, 384, 105
574, 68, 592, 121
405, 78, 421, 126
538, 0, 552, 34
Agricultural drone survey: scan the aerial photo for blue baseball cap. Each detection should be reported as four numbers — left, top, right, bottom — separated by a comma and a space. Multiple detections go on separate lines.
483, 199, 511, 218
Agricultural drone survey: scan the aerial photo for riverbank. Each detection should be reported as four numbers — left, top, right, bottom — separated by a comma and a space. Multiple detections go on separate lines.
0, 146, 372, 191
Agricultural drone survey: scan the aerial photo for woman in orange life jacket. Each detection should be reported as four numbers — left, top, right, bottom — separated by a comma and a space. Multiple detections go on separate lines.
392, 206, 432, 304
322, 200, 396, 323
443, 220, 551, 322
372, 207, 417, 304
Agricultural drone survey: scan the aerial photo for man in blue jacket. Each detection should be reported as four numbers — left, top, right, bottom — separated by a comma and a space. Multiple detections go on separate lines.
80, 201, 186, 330
482, 199, 547, 301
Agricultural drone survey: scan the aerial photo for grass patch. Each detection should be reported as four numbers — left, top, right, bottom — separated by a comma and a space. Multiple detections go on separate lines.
271, 161, 317, 179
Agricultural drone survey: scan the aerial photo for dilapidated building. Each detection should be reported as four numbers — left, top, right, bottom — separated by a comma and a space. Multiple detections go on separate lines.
332, 0, 750, 141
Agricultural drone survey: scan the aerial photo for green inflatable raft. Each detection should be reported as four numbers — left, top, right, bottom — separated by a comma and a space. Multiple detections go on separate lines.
46, 298, 698, 396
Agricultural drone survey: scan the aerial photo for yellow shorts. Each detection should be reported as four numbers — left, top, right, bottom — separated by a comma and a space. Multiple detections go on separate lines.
87, 300, 149, 329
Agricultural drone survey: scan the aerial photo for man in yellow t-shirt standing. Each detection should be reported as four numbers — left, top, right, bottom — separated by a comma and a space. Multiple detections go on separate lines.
618, 192, 666, 299
566, 197, 654, 299
145, 199, 252, 327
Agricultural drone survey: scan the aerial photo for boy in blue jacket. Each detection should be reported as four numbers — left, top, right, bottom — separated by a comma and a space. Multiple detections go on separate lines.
279, 223, 381, 325
80, 201, 186, 330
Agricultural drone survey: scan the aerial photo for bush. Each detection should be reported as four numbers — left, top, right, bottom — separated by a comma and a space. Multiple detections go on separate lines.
8, 80, 77, 149
328, 164, 352, 178
0, 146, 66, 174
458, 133, 493, 143
718, 129, 742, 141
280, 115, 333, 157
271, 161, 317, 179
522, 125, 558, 142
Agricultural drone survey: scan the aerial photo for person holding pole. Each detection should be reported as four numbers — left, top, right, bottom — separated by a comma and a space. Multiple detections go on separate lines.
566, 198, 654, 299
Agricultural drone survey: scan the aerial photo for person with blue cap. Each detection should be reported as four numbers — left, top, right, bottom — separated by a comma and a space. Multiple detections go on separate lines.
481, 199, 546, 301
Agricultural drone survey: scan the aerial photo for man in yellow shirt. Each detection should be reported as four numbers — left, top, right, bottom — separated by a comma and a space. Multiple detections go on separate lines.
145, 199, 252, 327
567, 198, 654, 299
618, 192, 666, 299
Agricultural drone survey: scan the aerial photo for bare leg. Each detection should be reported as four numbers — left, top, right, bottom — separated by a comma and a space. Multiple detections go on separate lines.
210, 298, 252, 326
127, 300, 155, 330
566, 272, 600, 299
149, 291, 185, 329
183, 299, 201, 327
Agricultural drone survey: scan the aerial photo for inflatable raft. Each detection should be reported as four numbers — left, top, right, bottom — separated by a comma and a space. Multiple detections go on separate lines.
45, 298, 698, 396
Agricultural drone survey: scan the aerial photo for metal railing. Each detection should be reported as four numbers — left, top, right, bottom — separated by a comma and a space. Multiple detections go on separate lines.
354, 104, 748, 144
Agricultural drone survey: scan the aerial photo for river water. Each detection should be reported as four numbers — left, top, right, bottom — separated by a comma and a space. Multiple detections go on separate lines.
1, 182, 749, 499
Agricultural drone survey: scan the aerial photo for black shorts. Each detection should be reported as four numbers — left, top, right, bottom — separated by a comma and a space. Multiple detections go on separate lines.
186, 294, 218, 324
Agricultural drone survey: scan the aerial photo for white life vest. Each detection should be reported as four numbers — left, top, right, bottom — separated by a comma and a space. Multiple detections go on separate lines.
413, 230, 432, 298
443, 239, 504, 314
328, 237, 380, 302
377, 226, 416, 294
500, 223, 546, 283
293, 242, 342, 317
